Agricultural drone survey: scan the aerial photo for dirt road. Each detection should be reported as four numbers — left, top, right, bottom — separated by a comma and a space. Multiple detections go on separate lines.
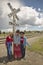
28, 35, 43, 45
0, 36, 43, 65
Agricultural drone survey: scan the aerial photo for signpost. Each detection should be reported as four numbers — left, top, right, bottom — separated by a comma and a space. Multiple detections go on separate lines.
7, 3, 20, 34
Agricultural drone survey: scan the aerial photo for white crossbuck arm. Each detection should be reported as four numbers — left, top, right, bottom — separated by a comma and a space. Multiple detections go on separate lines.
15, 15, 19, 20
7, 3, 20, 13
8, 13, 13, 17
8, 3, 13, 11
15, 8, 20, 13
9, 22, 19, 26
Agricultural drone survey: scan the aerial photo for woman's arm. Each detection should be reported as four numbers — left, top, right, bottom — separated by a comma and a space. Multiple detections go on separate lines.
24, 37, 31, 48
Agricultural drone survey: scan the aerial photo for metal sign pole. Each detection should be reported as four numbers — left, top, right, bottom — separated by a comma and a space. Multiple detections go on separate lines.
13, 15, 15, 35
7, 3, 20, 43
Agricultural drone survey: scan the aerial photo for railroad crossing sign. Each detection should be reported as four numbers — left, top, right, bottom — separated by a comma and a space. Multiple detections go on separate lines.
9, 22, 19, 26
7, 3, 20, 34
8, 3, 20, 20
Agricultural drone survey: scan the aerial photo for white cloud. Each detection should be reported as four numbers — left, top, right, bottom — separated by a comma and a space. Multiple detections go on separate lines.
18, 6, 39, 19
38, 8, 41, 11
17, 6, 43, 26
1, 28, 13, 32
17, 6, 43, 30
40, 13, 43, 18
0, 0, 43, 31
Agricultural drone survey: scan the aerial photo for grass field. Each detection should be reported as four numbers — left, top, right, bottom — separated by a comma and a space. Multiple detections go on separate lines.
0, 31, 43, 37
28, 37, 43, 54
0, 34, 7, 37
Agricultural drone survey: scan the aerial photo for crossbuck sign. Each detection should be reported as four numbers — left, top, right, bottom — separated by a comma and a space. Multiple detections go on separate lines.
7, 3, 20, 34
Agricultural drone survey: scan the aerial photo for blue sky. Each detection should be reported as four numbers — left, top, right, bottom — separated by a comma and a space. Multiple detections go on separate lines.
21, 0, 43, 10
0, 0, 43, 31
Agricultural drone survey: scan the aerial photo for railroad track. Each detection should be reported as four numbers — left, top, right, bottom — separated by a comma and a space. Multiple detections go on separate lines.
0, 38, 6, 44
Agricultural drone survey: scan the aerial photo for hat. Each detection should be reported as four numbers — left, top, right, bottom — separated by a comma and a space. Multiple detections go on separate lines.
20, 31, 25, 34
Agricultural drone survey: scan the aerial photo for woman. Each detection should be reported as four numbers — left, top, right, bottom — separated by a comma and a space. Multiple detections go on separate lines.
13, 30, 22, 59
5, 32, 13, 59
20, 31, 28, 59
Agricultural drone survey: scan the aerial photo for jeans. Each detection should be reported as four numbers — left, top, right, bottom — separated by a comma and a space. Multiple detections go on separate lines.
20, 43, 25, 58
7, 42, 12, 59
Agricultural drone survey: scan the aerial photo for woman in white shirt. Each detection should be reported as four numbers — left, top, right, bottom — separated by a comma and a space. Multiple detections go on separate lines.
13, 30, 22, 60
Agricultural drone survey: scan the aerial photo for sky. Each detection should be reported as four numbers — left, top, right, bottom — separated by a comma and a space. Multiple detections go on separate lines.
0, 0, 43, 31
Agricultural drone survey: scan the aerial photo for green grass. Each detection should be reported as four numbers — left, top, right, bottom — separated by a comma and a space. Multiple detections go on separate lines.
28, 37, 43, 53
0, 33, 7, 37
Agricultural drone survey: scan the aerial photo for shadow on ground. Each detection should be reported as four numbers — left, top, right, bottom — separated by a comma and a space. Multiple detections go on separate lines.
0, 55, 15, 64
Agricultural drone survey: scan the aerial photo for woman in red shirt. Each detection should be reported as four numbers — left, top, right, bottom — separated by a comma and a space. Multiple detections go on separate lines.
5, 32, 13, 59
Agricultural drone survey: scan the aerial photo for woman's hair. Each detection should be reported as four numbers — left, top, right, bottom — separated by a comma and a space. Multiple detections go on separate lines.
16, 30, 20, 33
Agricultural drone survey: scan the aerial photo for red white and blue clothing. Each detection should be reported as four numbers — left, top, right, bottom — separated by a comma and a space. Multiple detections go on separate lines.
13, 35, 22, 59
20, 37, 28, 58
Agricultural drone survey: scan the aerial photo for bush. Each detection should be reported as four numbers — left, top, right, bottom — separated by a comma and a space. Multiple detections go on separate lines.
0, 30, 1, 34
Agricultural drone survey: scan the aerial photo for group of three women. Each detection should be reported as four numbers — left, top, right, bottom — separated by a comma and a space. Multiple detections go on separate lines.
5, 30, 28, 60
